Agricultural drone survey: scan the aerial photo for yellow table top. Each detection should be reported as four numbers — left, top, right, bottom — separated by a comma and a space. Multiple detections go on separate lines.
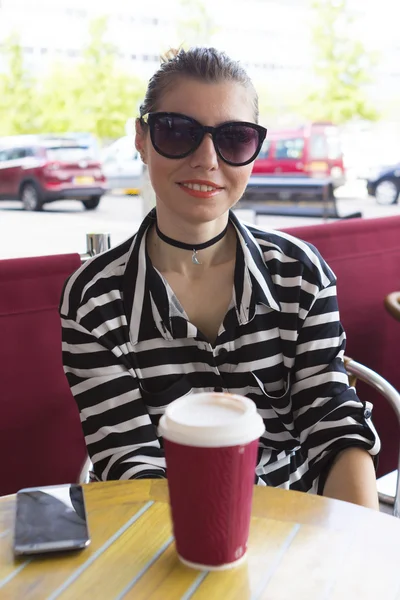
1, 480, 400, 600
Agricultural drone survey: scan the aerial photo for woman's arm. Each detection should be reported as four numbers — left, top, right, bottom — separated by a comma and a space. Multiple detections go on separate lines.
291, 280, 380, 503
61, 316, 166, 481
322, 447, 379, 510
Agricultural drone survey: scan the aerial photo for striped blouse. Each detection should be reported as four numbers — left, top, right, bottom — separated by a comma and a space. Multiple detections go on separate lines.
60, 209, 379, 493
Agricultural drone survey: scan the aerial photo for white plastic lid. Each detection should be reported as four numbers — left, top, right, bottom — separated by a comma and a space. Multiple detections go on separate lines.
158, 392, 265, 448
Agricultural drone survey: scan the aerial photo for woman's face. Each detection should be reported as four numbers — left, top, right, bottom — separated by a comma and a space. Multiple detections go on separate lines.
136, 77, 257, 226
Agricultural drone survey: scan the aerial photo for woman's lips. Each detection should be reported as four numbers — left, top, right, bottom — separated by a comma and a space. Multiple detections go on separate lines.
177, 181, 223, 198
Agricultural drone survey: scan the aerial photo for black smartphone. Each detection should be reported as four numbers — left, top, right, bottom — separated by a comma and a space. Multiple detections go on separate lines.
13, 483, 90, 556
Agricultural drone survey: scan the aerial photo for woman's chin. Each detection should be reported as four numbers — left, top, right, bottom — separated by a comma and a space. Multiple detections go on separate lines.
158, 196, 235, 224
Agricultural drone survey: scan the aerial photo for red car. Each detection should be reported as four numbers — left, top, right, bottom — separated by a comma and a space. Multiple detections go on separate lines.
252, 122, 346, 188
0, 136, 107, 211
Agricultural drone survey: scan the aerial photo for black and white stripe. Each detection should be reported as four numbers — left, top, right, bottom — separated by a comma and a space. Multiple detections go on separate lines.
60, 210, 379, 493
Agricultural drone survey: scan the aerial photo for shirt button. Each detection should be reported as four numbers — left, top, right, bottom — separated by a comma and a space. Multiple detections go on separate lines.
214, 386, 224, 392
364, 408, 372, 419
218, 348, 228, 356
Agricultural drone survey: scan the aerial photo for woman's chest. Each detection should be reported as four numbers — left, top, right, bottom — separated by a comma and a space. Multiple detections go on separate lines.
163, 265, 235, 344
131, 332, 296, 451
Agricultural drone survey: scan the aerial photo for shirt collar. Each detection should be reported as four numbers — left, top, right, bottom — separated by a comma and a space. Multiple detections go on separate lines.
229, 211, 281, 321
122, 209, 156, 344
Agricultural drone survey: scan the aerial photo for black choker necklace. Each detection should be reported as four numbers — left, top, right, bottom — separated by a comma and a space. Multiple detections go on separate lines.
155, 222, 229, 265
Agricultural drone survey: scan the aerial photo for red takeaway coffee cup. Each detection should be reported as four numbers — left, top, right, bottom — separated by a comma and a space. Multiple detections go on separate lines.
158, 392, 265, 570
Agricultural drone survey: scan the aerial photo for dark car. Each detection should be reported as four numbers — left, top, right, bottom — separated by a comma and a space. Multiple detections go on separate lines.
0, 136, 107, 211
366, 164, 400, 205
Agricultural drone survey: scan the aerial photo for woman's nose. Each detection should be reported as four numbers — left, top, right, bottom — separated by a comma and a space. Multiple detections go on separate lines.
189, 133, 219, 170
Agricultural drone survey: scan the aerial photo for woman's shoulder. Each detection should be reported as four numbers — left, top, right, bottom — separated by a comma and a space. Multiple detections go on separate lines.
59, 235, 135, 318
244, 222, 336, 288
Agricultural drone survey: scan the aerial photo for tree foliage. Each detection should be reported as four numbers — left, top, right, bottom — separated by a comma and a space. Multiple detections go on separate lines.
0, 18, 146, 140
301, 0, 379, 124
0, 34, 42, 134
177, 0, 219, 47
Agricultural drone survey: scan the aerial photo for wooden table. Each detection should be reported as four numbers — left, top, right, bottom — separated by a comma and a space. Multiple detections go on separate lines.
1, 480, 400, 599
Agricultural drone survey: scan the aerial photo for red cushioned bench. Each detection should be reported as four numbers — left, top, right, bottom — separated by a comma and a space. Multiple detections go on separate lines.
0, 253, 87, 496
283, 215, 400, 477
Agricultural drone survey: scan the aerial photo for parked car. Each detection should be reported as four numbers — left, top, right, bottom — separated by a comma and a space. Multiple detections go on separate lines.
366, 164, 400, 205
100, 136, 143, 193
39, 132, 101, 160
0, 135, 107, 211
252, 122, 346, 188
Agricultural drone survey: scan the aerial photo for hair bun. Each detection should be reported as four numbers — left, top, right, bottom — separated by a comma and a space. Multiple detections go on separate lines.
160, 48, 181, 64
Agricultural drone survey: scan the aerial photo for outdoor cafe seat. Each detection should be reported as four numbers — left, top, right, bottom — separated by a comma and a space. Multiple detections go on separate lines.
281, 216, 400, 516
344, 357, 400, 516
0, 252, 87, 496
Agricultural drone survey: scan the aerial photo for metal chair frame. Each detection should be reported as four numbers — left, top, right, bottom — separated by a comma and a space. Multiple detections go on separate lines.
344, 357, 400, 517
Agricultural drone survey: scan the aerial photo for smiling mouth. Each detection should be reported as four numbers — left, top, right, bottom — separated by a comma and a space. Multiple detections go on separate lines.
178, 182, 223, 192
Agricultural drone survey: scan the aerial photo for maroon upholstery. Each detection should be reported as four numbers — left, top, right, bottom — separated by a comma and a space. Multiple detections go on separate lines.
283, 215, 400, 476
0, 253, 86, 495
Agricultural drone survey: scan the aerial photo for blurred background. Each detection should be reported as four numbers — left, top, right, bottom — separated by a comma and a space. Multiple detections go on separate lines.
0, 0, 399, 257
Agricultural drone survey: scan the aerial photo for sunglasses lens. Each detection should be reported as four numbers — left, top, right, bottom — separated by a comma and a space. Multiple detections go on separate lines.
216, 125, 260, 165
152, 114, 201, 157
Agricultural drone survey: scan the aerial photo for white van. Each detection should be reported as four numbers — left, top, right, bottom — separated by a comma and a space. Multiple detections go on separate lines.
100, 136, 143, 193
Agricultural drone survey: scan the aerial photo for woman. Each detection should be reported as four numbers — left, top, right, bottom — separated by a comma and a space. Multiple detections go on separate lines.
60, 47, 379, 508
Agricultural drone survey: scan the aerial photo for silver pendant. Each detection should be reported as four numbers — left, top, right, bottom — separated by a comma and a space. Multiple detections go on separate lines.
192, 249, 202, 265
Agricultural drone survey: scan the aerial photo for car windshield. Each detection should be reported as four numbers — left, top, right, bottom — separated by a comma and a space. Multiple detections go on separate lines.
45, 146, 91, 162
275, 138, 304, 159
310, 129, 342, 160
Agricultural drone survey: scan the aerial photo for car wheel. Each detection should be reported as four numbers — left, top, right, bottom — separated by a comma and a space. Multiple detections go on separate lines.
82, 196, 101, 210
21, 183, 43, 211
375, 179, 399, 205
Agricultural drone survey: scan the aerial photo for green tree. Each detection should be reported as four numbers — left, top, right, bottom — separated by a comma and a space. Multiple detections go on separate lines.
38, 17, 146, 140
300, 0, 379, 124
176, 0, 219, 47
0, 18, 147, 140
0, 34, 41, 135
36, 63, 83, 134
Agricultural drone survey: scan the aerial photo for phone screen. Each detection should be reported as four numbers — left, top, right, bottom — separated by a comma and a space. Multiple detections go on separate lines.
14, 484, 90, 555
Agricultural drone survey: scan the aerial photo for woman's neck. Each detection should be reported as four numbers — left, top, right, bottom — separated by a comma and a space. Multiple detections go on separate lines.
147, 215, 236, 276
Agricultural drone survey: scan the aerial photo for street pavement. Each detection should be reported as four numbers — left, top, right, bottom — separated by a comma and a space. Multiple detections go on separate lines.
0, 194, 145, 259
0, 181, 399, 259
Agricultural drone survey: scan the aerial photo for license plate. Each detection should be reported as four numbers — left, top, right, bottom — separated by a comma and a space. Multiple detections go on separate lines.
309, 162, 328, 171
74, 176, 94, 185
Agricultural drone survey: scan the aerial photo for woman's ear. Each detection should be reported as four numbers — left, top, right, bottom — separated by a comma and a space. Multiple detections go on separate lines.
135, 118, 147, 164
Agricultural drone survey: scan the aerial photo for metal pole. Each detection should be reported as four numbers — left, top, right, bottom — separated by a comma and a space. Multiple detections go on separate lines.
86, 233, 111, 257
322, 181, 329, 222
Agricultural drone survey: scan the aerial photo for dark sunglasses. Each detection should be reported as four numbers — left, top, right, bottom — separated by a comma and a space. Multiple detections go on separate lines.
140, 112, 267, 167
